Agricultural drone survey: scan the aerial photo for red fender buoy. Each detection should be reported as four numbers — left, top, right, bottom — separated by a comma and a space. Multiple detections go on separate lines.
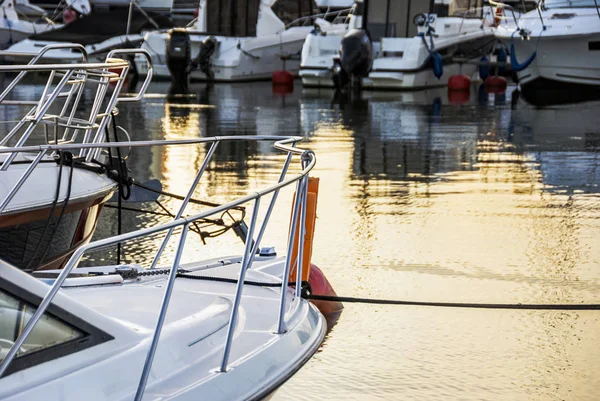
448, 75, 471, 91
272, 84, 293, 95
448, 89, 470, 105
63, 9, 78, 24
272, 70, 294, 86
307, 264, 343, 316
484, 76, 508, 93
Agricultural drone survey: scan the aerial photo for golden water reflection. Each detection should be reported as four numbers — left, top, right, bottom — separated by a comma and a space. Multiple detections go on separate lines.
88, 82, 600, 400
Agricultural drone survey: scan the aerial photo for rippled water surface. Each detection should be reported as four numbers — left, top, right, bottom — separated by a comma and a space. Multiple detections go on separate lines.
7, 77, 600, 400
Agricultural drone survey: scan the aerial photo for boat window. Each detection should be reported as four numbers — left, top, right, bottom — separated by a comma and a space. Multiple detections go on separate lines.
448, 0, 484, 17
0, 288, 83, 364
543, 0, 598, 8
366, 0, 430, 40
206, 0, 260, 36
271, 0, 319, 26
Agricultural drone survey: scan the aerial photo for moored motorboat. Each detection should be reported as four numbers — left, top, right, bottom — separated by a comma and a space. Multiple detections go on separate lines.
2, 7, 174, 62
495, 0, 600, 94
299, 0, 361, 87
0, 135, 329, 400
301, 0, 497, 90
0, 0, 65, 50
135, 0, 352, 82
0, 46, 153, 270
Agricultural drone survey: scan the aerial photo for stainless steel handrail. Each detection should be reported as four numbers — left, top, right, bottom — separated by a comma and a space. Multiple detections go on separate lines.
488, 0, 521, 28
0, 136, 317, 398
0, 47, 153, 169
281, 7, 353, 32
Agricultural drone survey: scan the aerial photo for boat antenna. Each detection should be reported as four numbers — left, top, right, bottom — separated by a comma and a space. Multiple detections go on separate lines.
126, 0, 160, 36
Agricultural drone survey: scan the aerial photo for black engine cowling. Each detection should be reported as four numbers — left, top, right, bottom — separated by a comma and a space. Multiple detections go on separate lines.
166, 28, 191, 90
332, 28, 373, 89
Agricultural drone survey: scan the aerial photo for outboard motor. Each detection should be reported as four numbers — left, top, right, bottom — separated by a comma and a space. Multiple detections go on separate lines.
166, 28, 191, 92
332, 28, 372, 90
190, 36, 218, 81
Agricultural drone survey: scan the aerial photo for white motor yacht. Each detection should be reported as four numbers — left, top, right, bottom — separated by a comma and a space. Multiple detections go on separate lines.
299, 1, 361, 87
0, 0, 64, 49
135, 0, 352, 82
0, 134, 327, 401
495, 0, 600, 92
0, 46, 153, 270
366, 0, 496, 90
301, 0, 497, 90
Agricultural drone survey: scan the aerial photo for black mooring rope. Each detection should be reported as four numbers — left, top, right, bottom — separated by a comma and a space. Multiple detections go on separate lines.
135, 270, 600, 311
306, 294, 600, 311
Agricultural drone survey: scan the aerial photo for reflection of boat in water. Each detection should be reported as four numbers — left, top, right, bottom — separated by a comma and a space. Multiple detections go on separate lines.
507, 100, 600, 194
299, 87, 482, 179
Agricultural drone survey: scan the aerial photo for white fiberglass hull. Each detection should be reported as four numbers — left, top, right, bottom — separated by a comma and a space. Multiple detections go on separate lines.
505, 32, 600, 87
299, 29, 346, 88
364, 62, 480, 90
300, 17, 494, 90
366, 29, 493, 90
0, 256, 326, 400
3, 34, 145, 62
496, 8, 600, 89
0, 21, 61, 50
137, 28, 317, 82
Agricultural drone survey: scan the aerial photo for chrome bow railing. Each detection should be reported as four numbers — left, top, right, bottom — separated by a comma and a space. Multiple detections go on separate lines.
0, 46, 153, 214
0, 45, 153, 171
0, 136, 316, 401
281, 7, 353, 31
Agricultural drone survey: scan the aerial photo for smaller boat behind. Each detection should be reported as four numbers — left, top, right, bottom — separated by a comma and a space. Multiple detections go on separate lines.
0, 0, 65, 49
0, 45, 153, 271
0, 135, 327, 401
135, 0, 353, 82
3, 6, 175, 61
301, 0, 497, 90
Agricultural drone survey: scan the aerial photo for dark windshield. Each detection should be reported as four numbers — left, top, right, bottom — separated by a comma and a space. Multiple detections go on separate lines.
206, 0, 260, 36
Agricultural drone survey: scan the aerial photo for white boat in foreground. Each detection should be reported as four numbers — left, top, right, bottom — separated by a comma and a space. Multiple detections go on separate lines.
0, 133, 328, 400
135, 0, 352, 82
495, 0, 600, 92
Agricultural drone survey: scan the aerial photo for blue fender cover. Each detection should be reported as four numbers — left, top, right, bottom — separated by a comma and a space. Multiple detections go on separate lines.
432, 52, 443, 79
479, 55, 490, 80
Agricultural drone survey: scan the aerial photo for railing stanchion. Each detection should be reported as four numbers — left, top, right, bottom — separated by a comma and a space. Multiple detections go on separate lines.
149, 141, 219, 269
277, 179, 304, 334
247, 151, 294, 264
295, 171, 309, 298
220, 198, 261, 372
135, 224, 190, 401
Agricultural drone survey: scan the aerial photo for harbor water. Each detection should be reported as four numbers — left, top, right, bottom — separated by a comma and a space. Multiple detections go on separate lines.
5, 78, 599, 400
